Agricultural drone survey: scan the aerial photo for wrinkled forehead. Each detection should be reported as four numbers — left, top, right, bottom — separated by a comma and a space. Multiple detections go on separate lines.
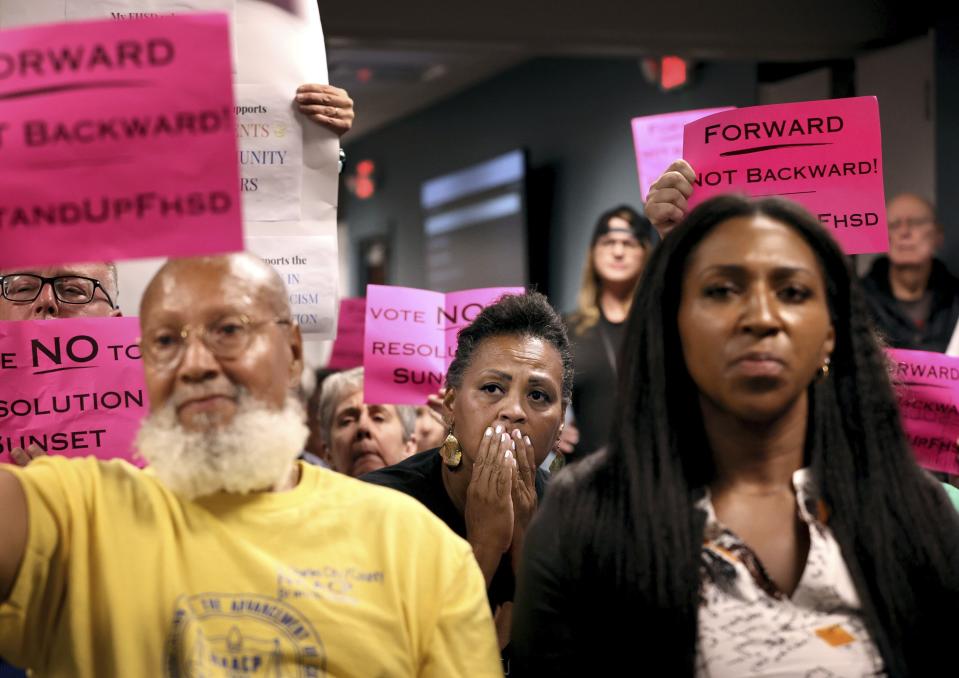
141, 257, 283, 324
0, 262, 110, 281
333, 389, 399, 417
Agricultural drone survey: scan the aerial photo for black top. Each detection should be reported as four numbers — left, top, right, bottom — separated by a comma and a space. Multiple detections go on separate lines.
860, 256, 959, 352
566, 311, 625, 461
360, 448, 549, 611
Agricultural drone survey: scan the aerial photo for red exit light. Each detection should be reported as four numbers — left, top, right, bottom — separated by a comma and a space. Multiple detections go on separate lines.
660, 56, 688, 90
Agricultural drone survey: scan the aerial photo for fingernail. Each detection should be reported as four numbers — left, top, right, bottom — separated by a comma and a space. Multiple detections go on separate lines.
513, 429, 521, 439
505, 450, 512, 459
484, 427, 492, 437
501, 433, 509, 443
524, 436, 531, 446
495, 425, 503, 434
511, 440, 516, 451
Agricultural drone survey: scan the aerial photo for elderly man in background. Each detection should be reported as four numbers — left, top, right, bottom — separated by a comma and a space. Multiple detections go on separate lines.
0, 262, 120, 470
317, 367, 419, 476
860, 193, 959, 352
0, 262, 120, 321
0, 253, 500, 677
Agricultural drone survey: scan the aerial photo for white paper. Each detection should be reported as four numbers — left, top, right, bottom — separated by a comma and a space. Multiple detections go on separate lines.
64, 0, 234, 19
235, 84, 303, 222
245, 234, 337, 334
0, 0, 65, 28
5, 0, 340, 339
946, 321, 959, 357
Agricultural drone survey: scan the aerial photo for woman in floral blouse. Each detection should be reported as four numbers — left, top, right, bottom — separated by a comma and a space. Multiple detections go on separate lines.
512, 194, 959, 677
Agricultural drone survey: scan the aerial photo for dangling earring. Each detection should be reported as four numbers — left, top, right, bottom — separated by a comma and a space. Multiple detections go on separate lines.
818, 356, 831, 381
440, 424, 463, 468
549, 428, 566, 473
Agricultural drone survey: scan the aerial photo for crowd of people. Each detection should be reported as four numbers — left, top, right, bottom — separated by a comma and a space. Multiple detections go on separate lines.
2, 46, 959, 678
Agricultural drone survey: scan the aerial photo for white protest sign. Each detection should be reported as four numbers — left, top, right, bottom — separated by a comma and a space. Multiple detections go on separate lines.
245, 234, 336, 334
233, 0, 339, 340
236, 84, 303, 222
9, 0, 342, 344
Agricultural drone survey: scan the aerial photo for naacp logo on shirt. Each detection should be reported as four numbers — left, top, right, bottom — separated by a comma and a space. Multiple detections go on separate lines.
165, 593, 326, 677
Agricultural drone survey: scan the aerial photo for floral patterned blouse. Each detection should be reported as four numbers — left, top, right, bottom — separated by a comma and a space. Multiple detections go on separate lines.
695, 469, 885, 678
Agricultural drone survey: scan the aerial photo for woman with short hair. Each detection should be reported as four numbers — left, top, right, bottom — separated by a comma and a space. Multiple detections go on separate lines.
363, 291, 572, 664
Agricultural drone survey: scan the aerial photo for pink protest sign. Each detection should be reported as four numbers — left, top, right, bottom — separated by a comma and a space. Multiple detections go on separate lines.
631, 107, 734, 202
327, 297, 366, 370
364, 284, 524, 405
888, 348, 959, 475
682, 97, 887, 255
0, 317, 148, 465
0, 14, 242, 268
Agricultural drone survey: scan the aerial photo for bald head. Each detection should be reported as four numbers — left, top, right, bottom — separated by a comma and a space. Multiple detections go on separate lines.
142, 253, 289, 319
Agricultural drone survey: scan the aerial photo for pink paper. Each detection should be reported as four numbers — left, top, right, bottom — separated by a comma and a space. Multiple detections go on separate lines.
327, 297, 366, 370
631, 107, 734, 202
0, 317, 149, 465
0, 14, 242, 268
364, 285, 523, 405
682, 97, 887, 255
888, 348, 959, 475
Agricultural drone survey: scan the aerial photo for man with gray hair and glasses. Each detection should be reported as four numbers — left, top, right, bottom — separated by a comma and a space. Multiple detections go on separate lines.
0, 262, 121, 321
0, 262, 121, 470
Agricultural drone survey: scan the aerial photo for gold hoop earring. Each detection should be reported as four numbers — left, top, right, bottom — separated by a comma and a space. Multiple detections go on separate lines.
440, 425, 463, 468
818, 356, 831, 381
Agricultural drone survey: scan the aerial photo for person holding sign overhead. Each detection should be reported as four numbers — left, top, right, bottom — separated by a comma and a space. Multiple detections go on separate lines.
295, 83, 355, 136
362, 292, 571, 666
645, 158, 698, 239
512, 194, 959, 676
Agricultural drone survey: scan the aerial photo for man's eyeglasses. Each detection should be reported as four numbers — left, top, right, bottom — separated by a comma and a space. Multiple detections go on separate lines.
141, 315, 293, 368
0, 274, 116, 309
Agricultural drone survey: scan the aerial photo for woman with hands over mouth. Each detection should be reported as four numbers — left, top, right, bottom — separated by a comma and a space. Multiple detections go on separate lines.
362, 292, 571, 661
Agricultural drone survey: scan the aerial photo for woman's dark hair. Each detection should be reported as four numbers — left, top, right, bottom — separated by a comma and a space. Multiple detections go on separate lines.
446, 291, 573, 406
549, 194, 959, 675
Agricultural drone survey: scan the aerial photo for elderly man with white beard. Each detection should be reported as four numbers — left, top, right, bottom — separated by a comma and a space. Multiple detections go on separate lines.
0, 253, 501, 678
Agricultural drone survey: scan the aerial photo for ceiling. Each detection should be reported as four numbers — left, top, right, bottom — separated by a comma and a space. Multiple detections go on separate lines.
318, 0, 935, 140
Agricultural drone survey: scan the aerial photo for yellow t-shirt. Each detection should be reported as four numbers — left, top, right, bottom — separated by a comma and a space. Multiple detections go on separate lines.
0, 457, 501, 677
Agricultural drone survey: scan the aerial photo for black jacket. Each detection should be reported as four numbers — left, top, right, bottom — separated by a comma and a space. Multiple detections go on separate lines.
860, 256, 959, 352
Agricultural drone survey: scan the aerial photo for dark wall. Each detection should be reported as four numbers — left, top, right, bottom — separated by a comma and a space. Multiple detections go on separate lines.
341, 57, 758, 311
937, 17, 959, 268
